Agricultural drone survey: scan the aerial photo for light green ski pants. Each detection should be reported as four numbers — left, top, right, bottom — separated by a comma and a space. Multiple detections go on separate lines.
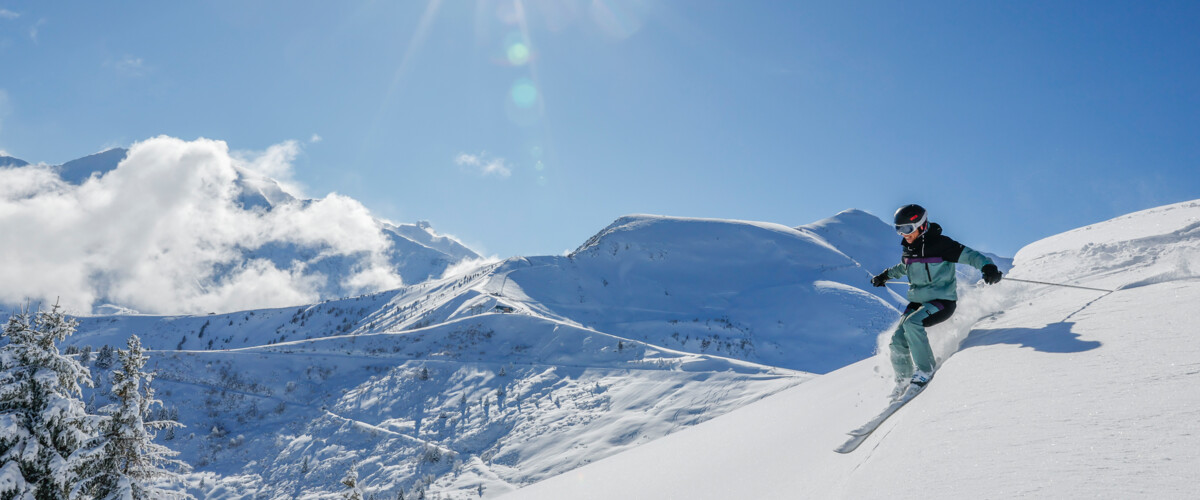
889, 302, 945, 382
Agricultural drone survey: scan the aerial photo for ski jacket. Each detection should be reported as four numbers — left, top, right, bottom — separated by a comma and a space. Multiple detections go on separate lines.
883, 223, 994, 303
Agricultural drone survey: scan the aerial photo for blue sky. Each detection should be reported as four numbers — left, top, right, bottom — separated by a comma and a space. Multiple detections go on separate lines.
2, 1, 1198, 260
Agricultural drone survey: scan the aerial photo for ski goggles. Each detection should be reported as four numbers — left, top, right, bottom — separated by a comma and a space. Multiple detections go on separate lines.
895, 214, 927, 235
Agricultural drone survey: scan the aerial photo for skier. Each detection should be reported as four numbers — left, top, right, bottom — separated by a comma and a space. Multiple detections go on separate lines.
871, 204, 1002, 396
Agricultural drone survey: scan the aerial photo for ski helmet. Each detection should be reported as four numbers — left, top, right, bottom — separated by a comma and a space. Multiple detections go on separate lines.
893, 204, 928, 236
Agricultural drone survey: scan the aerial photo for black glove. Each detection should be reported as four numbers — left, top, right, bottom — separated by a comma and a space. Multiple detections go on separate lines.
982, 264, 1002, 285
871, 271, 890, 287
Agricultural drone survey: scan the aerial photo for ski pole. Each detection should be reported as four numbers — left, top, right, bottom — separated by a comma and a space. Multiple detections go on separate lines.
885, 278, 1114, 293
1001, 277, 1114, 293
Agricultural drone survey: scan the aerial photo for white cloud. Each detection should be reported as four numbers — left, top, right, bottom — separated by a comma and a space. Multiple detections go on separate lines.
0, 136, 405, 315
310, 134, 322, 143
455, 152, 512, 177
439, 256, 501, 280
106, 54, 147, 77
233, 139, 306, 198
0, 9, 19, 20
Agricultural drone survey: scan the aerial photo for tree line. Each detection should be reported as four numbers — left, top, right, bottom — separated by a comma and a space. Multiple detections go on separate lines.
0, 303, 190, 500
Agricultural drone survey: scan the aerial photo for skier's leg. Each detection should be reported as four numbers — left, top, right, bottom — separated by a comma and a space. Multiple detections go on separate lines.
920, 300, 957, 328
889, 303, 921, 383
889, 324, 912, 383
900, 303, 946, 375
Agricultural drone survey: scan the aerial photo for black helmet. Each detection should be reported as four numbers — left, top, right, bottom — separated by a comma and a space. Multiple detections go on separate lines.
893, 204, 928, 236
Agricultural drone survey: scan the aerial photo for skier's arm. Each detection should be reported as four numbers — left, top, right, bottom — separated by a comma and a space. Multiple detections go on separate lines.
885, 262, 907, 279
957, 245, 994, 271
960, 245, 1003, 284
871, 262, 906, 287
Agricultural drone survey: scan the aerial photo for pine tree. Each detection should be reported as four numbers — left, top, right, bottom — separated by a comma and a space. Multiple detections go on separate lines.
94, 346, 116, 370
341, 464, 364, 500
0, 304, 95, 500
71, 335, 192, 500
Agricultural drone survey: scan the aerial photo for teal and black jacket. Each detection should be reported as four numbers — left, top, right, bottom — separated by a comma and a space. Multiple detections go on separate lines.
882, 223, 994, 303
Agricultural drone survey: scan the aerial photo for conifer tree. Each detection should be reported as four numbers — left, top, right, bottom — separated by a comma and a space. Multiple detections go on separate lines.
71, 335, 191, 500
341, 465, 364, 500
0, 304, 95, 500
94, 346, 116, 370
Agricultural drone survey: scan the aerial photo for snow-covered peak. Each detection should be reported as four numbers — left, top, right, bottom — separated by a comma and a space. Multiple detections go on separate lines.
501, 213, 902, 373
0, 155, 30, 168
232, 166, 297, 210
573, 213, 842, 259
56, 147, 128, 184
797, 208, 898, 276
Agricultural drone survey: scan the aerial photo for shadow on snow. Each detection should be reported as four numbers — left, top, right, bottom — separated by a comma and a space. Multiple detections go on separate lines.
959, 322, 1102, 354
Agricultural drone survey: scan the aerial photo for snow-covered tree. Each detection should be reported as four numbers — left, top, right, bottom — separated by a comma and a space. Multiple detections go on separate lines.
93, 346, 116, 370
341, 465, 364, 500
0, 304, 95, 500
71, 335, 191, 500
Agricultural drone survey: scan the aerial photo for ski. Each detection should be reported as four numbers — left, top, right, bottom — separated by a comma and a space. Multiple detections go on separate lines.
834, 384, 926, 454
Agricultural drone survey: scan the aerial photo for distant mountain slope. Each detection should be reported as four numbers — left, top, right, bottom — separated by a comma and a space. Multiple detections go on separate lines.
56, 148, 129, 184
0, 155, 29, 168
502, 199, 1200, 500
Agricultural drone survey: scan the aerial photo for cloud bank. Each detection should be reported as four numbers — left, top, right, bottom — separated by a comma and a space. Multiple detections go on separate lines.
0, 136, 405, 315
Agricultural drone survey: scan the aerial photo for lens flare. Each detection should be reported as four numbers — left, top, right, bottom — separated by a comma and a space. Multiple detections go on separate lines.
507, 42, 531, 65
511, 79, 538, 108
503, 31, 532, 66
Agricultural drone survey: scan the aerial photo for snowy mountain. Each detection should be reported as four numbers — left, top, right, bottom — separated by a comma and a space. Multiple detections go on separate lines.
57, 206, 973, 498
56, 148, 131, 184
0, 141, 481, 314
0, 155, 29, 168
56, 147, 482, 290
502, 199, 1200, 499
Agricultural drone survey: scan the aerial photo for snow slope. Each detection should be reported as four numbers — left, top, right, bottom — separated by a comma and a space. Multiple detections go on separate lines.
76, 312, 804, 499
503, 199, 1200, 499
474, 213, 902, 373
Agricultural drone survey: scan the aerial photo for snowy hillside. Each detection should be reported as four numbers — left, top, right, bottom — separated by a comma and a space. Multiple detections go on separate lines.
72, 302, 805, 498
484, 214, 900, 373
503, 199, 1200, 499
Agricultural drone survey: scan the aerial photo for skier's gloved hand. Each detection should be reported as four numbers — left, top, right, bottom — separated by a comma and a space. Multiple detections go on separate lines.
871, 271, 890, 287
982, 264, 1002, 285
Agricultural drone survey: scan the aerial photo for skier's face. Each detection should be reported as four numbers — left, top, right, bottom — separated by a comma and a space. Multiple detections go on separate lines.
902, 228, 921, 244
